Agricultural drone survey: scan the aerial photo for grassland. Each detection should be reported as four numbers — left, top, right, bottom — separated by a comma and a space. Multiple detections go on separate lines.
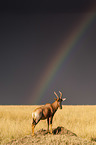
0, 105, 96, 144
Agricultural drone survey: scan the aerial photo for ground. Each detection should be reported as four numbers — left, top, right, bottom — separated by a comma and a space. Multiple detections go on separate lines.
5, 126, 96, 145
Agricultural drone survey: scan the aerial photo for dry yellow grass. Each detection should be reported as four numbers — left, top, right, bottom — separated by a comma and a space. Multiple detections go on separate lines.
0, 105, 96, 144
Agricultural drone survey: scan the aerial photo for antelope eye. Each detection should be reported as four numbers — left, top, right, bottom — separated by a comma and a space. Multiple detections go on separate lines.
58, 99, 60, 102
58, 98, 61, 102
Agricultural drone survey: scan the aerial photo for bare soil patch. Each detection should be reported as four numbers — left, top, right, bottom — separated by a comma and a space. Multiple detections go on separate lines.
5, 126, 96, 145
35, 126, 77, 136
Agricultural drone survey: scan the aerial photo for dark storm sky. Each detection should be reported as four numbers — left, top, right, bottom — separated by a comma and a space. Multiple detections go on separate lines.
0, 1, 96, 105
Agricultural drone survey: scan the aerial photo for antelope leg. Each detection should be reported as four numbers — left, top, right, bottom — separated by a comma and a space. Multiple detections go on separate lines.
49, 117, 53, 134
32, 124, 34, 136
50, 124, 53, 134
47, 118, 49, 133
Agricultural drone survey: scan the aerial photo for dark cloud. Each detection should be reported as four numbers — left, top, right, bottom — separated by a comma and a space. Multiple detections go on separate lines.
0, 1, 96, 13
0, 1, 96, 105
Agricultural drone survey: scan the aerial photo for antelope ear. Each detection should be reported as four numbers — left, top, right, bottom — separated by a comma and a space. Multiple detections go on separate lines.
54, 98, 57, 101
62, 98, 66, 101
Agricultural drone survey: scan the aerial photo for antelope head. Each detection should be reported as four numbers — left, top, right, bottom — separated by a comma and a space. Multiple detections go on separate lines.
54, 91, 66, 109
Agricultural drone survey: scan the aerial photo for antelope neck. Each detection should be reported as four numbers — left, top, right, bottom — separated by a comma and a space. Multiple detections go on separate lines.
51, 101, 58, 113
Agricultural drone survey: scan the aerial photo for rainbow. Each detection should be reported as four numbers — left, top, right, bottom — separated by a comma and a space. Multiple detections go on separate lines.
29, 12, 96, 105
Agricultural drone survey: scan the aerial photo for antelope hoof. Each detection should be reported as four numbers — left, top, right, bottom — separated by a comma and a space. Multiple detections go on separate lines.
50, 131, 53, 134
32, 133, 34, 136
47, 129, 49, 133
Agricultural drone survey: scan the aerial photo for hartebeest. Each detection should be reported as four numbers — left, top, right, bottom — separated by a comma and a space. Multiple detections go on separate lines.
32, 91, 66, 136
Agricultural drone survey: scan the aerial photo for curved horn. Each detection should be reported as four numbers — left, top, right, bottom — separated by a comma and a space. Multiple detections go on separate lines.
54, 91, 59, 98
59, 91, 62, 99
